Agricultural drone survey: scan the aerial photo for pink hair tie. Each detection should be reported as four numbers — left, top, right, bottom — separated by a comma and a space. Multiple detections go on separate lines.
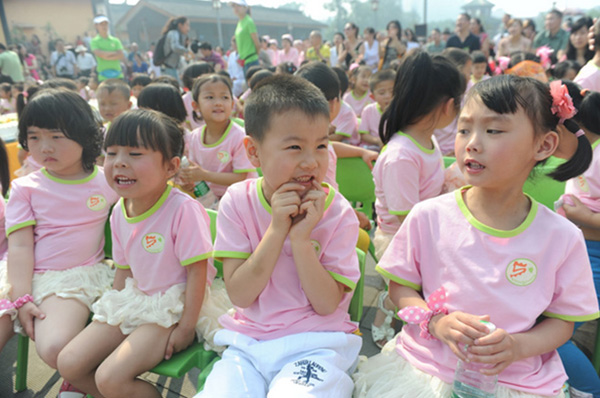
549, 80, 577, 121
398, 287, 448, 340
13, 294, 33, 309
575, 130, 585, 138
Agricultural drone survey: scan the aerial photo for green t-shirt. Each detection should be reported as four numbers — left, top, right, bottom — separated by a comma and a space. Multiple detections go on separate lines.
533, 29, 569, 54
0, 50, 24, 82
90, 34, 124, 81
306, 45, 331, 65
235, 15, 258, 63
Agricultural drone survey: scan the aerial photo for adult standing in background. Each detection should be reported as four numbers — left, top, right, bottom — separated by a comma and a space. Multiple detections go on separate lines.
0, 43, 24, 82
161, 16, 190, 82
533, 9, 569, 58
496, 18, 532, 59
379, 20, 406, 70
228, 37, 245, 97
305, 31, 331, 65
425, 28, 445, 54
278, 34, 299, 68
470, 18, 490, 57
343, 22, 362, 68
446, 13, 481, 53
90, 15, 124, 81
359, 27, 379, 72
230, 0, 260, 75
522, 19, 537, 42
564, 16, 594, 67
75, 45, 96, 77
17, 44, 39, 81
51, 39, 78, 79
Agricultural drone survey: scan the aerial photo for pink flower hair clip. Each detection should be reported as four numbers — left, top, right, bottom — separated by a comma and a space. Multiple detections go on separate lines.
536, 46, 554, 70
549, 80, 577, 124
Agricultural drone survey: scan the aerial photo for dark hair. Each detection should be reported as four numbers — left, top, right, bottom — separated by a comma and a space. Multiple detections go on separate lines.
551, 60, 581, 79
348, 64, 372, 82
508, 51, 541, 69
244, 65, 263, 83
17, 85, 40, 118
182, 62, 214, 90
191, 74, 233, 123
566, 17, 594, 63
364, 27, 376, 36
386, 21, 402, 40
369, 69, 396, 92
381, 50, 465, 144
472, 18, 485, 33
442, 47, 471, 68
77, 76, 89, 86
152, 75, 180, 91
432, 28, 441, 34
404, 28, 417, 42
523, 18, 536, 33
0, 139, 9, 197
548, 9, 563, 20
0, 43, 6, 51
334, 32, 345, 41
459, 12, 471, 21
18, 89, 102, 172
276, 61, 297, 75
217, 69, 232, 82
295, 61, 340, 101
471, 50, 487, 64
131, 73, 152, 88
105, 109, 184, 162
332, 66, 349, 96
137, 83, 187, 124
162, 16, 188, 35
0, 83, 10, 94
244, 74, 329, 141
248, 69, 274, 90
199, 41, 212, 51
595, 19, 600, 51
41, 78, 78, 92
466, 76, 590, 181
97, 78, 130, 100
345, 22, 359, 38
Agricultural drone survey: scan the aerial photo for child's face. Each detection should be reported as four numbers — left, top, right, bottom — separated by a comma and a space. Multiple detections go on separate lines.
455, 96, 554, 190
355, 71, 371, 93
472, 62, 487, 80
131, 84, 144, 98
193, 81, 233, 124
245, 110, 330, 203
372, 80, 394, 110
461, 60, 473, 82
27, 126, 84, 178
0, 90, 10, 100
104, 144, 179, 203
97, 89, 131, 122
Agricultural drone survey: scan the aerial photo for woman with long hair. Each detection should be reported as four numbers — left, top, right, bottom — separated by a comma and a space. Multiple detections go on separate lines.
379, 20, 406, 70
565, 16, 594, 67
161, 16, 190, 82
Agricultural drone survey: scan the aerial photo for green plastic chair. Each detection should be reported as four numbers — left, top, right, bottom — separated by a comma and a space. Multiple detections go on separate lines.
523, 157, 566, 210
335, 157, 376, 220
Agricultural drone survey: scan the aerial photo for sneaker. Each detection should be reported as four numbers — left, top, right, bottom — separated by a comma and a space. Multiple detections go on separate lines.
57, 380, 86, 398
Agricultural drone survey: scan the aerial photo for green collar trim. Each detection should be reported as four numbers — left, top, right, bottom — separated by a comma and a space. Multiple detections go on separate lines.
122, 185, 172, 224
201, 121, 233, 148
377, 103, 383, 115
351, 90, 368, 101
396, 131, 435, 154
257, 177, 335, 214
42, 166, 98, 185
591, 138, 600, 149
455, 187, 538, 238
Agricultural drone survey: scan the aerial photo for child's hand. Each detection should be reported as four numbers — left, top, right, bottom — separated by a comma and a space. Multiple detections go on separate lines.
290, 181, 326, 241
18, 302, 45, 341
270, 182, 304, 233
429, 311, 491, 361
467, 328, 520, 376
360, 149, 378, 170
562, 195, 593, 226
178, 161, 207, 184
355, 209, 372, 230
164, 324, 196, 360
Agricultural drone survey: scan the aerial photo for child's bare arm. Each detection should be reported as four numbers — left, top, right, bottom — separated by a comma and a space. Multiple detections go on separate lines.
330, 141, 378, 169
178, 161, 247, 187
562, 195, 600, 229
112, 268, 133, 291
360, 134, 383, 147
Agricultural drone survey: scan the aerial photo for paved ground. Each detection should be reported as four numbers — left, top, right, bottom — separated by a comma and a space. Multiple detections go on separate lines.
0, 253, 389, 397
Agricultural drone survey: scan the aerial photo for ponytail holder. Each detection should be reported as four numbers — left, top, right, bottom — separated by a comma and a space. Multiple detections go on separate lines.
549, 80, 577, 120
398, 287, 448, 340
22, 91, 28, 98
581, 88, 590, 97
575, 130, 585, 138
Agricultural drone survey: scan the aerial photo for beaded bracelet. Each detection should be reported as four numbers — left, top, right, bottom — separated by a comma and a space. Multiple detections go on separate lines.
13, 294, 33, 309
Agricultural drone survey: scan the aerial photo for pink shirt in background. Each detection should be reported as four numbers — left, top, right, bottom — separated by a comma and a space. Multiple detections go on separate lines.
278, 47, 300, 67
182, 91, 205, 131
343, 90, 374, 117
325, 142, 338, 190
378, 188, 599, 395
358, 103, 383, 143
0, 199, 6, 261
332, 101, 360, 145
433, 117, 457, 156
574, 61, 600, 92
563, 140, 600, 213
214, 178, 360, 340
186, 121, 257, 198
373, 132, 444, 235
6, 166, 119, 272
111, 186, 215, 296
240, 88, 251, 102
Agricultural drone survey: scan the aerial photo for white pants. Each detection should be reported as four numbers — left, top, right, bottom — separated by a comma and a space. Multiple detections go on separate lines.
196, 329, 362, 398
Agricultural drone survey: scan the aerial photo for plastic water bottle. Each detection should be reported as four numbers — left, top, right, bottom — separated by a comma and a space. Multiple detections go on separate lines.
451, 320, 498, 398
180, 156, 217, 208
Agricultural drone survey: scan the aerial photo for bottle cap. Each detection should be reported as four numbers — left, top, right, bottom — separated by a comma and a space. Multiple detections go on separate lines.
479, 320, 496, 334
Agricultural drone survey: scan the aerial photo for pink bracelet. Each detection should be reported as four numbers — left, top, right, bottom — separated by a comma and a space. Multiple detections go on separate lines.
397, 287, 448, 340
0, 299, 14, 311
13, 294, 34, 309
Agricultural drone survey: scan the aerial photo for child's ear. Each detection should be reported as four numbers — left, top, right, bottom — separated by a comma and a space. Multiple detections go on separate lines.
127, 100, 133, 110
244, 136, 261, 168
442, 97, 456, 117
192, 100, 199, 112
329, 97, 341, 122
534, 130, 559, 162
166, 156, 181, 178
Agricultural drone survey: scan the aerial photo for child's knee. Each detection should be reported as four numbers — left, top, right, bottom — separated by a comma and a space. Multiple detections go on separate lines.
57, 346, 84, 380
36, 338, 69, 369
95, 361, 126, 397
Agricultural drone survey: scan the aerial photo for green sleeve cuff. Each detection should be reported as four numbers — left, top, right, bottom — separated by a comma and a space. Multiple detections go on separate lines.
358, 130, 369, 135
376, 265, 422, 291
234, 168, 258, 174
334, 131, 352, 137
6, 220, 36, 237
542, 311, 600, 322
389, 210, 410, 216
328, 271, 356, 292
114, 263, 131, 270
181, 252, 213, 266
213, 250, 251, 261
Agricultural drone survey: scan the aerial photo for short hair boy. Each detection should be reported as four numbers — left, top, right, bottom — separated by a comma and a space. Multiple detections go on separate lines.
96, 78, 132, 123
574, 20, 600, 92
130, 73, 152, 98
197, 74, 361, 397
470, 51, 488, 84
358, 69, 396, 150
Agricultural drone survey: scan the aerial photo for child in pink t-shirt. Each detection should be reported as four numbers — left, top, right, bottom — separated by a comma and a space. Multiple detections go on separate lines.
0, 140, 15, 354
58, 109, 230, 398
370, 51, 465, 349
574, 23, 600, 92
343, 65, 374, 116
354, 75, 599, 398
198, 74, 362, 398
358, 69, 396, 150
178, 74, 257, 208
6, 89, 118, 396
181, 62, 214, 131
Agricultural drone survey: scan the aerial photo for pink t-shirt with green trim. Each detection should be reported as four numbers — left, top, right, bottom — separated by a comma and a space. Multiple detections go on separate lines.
214, 178, 360, 340
574, 60, 600, 92
373, 132, 444, 235
6, 166, 119, 272
186, 121, 258, 198
111, 186, 215, 296
358, 102, 382, 142
377, 188, 599, 395
343, 90, 374, 117
562, 139, 600, 213
331, 101, 359, 145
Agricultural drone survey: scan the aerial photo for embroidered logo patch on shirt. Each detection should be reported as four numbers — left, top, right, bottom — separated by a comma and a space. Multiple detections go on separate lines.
505, 258, 537, 286
217, 150, 231, 164
142, 233, 165, 253
87, 195, 107, 211
575, 175, 589, 193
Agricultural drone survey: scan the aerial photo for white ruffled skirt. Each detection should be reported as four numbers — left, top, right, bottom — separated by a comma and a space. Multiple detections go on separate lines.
373, 228, 394, 265
0, 260, 16, 319
92, 277, 231, 353
353, 338, 565, 398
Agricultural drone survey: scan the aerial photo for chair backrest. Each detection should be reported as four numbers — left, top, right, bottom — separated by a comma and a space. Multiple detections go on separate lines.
348, 248, 366, 322
205, 208, 222, 277
336, 157, 376, 219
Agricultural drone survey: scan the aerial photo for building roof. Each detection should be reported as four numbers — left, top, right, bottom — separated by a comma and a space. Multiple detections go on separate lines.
116, 0, 326, 31
462, 0, 494, 8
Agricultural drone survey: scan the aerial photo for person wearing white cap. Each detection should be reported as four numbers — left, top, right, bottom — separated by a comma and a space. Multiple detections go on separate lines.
279, 33, 299, 68
90, 15, 125, 81
75, 44, 96, 77
230, 0, 261, 76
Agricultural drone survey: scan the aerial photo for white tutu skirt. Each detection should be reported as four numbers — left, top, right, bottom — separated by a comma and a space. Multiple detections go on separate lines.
373, 228, 394, 263
0, 260, 16, 319
13, 262, 115, 333
353, 338, 564, 398
92, 277, 231, 353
